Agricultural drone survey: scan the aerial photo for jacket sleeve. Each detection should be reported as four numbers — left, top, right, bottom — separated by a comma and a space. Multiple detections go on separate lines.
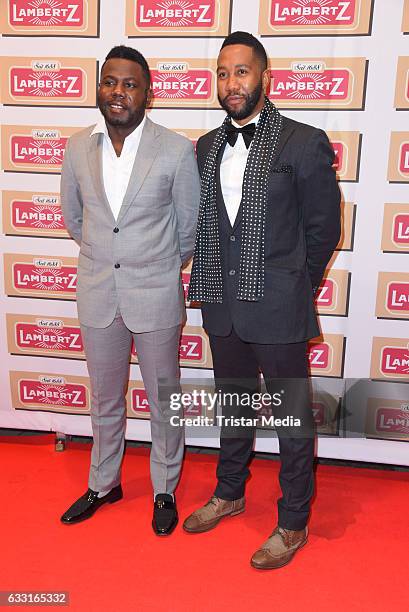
60, 138, 83, 246
297, 129, 341, 291
172, 140, 201, 266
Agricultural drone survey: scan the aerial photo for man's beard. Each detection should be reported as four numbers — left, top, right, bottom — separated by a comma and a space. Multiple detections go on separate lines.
98, 98, 146, 129
218, 81, 263, 121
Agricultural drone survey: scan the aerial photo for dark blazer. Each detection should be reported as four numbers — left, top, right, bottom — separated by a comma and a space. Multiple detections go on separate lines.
196, 115, 341, 344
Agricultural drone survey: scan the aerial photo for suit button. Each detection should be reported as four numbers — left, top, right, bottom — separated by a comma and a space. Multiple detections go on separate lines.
230, 235, 236, 242
113, 227, 119, 233
228, 269, 236, 276
114, 263, 120, 269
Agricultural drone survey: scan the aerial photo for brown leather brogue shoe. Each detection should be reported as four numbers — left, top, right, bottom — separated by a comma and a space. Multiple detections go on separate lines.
183, 496, 245, 533
250, 526, 308, 569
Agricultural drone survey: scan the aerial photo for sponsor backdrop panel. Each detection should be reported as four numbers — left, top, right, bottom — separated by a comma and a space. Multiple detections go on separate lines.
259, 0, 374, 37
125, 0, 232, 37
0, 0, 100, 37
1, 0, 408, 466
0, 56, 98, 108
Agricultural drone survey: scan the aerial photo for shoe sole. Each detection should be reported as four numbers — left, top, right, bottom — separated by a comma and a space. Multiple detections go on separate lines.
250, 538, 308, 570
60, 491, 123, 525
183, 507, 245, 534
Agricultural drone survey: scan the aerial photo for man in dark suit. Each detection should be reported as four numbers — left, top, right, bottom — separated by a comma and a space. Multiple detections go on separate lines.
184, 32, 341, 569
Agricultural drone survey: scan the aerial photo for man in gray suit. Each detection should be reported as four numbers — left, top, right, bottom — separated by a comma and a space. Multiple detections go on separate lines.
60, 45, 200, 535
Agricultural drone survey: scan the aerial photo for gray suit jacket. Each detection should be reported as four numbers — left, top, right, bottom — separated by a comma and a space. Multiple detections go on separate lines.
60, 117, 200, 332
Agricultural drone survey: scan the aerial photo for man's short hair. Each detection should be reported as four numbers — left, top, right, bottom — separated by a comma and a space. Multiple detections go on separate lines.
221, 31, 268, 71
101, 45, 151, 87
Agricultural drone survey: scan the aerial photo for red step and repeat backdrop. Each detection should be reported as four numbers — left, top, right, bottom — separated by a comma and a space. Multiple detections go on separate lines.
0, 0, 408, 464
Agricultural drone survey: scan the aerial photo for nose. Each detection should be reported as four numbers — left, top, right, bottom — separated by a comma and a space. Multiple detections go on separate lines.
225, 74, 239, 93
112, 82, 125, 97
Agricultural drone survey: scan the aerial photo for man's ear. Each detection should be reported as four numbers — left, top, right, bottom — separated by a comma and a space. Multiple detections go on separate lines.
146, 87, 153, 109
262, 68, 271, 95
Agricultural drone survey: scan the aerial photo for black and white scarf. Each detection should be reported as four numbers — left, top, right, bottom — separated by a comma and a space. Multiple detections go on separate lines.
188, 96, 282, 303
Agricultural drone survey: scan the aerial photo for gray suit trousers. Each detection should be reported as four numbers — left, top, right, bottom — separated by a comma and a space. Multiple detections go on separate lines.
81, 313, 183, 496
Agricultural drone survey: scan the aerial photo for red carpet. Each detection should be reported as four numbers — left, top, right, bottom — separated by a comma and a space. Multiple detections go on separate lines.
1, 434, 408, 611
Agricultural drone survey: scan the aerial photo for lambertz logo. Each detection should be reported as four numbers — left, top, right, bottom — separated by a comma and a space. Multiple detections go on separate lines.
312, 401, 327, 427
148, 59, 217, 108
19, 378, 87, 408
130, 387, 151, 417
381, 204, 409, 253
179, 334, 203, 363
9, 1, 84, 26
137, 1, 215, 27
4, 254, 78, 300
10, 372, 90, 414
376, 273, 409, 320
381, 347, 409, 377
13, 200, 64, 229
326, 131, 361, 181
366, 398, 409, 441
311, 396, 340, 435
1, 57, 96, 107
316, 279, 336, 312
259, 0, 373, 36
376, 407, 409, 435
13, 260, 76, 294
371, 338, 409, 381
6, 315, 84, 359
126, 0, 231, 36
2, 191, 69, 238
132, 325, 212, 368
399, 144, 409, 174
393, 214, 409, 247
13, 131, 66, 165
268, 57, 367, 109
272, 0, 356, 25
386, 283, 409, 313
10, 64, 84, 97
1, 125, 79, 173
308, 341, 331, 370
331, 141, 344, 172
308, 333, 345, 377
316, 269, 350, 316
126, 381, 213, 419
181, 261, 199, 307
388, 133, 409, 183
2, 1, 99, 36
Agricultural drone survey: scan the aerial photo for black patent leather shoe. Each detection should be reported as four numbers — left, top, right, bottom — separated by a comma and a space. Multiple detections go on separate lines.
60, 484, 123, 524
152, 494, 178, 536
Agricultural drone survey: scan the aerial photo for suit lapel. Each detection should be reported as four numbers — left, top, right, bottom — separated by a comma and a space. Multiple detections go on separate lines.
87, 132, 115, 222
216, 144, 233, 234
117, 117, 160, 223
232, 118, 296, 232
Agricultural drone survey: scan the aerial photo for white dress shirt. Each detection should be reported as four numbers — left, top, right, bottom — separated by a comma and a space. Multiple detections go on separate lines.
220, 113, 260, 226
90, 116, 146, 220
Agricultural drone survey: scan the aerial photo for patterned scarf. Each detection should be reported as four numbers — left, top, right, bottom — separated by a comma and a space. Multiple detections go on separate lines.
188, 96, 282, 303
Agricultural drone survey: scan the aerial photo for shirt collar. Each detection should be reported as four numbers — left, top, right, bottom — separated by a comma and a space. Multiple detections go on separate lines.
231, 112, 261, 129
90, 115, 146, 142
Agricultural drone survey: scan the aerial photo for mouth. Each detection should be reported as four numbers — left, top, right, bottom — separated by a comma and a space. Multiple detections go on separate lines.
108, 103, 127, 113
225, 95, 245, 106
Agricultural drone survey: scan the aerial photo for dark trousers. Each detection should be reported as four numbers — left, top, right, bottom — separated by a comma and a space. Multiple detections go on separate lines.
209, 328, 315, 531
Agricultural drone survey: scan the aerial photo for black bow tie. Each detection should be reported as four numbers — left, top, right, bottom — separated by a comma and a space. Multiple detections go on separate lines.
225, 122, 256, 149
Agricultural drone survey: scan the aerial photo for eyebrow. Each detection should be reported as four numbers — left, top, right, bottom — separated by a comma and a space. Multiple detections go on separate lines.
101, 74, 138, 80
217, 63, 252, 70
